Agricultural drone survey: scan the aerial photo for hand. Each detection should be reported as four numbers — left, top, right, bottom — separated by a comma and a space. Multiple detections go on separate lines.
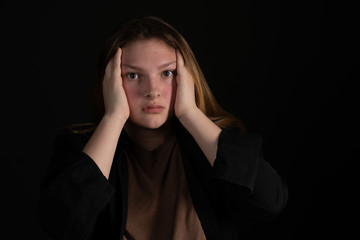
174, 50, 221, 164
102, 48, 130, 123
174, 50, 198, 119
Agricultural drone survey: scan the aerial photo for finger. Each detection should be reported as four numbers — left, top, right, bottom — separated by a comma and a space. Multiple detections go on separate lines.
105, 57, 113, 76
113, 48, 122, 77
176, 49, 185, 71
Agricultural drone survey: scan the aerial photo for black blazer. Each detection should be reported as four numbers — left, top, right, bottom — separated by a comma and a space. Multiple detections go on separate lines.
38, 122, 288, 240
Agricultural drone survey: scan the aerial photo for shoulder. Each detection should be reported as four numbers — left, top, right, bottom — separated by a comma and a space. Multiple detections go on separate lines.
57, 122, 97, 136
217, 128, 263, 158
219, 128, 262, 145
53, 123, 97, 152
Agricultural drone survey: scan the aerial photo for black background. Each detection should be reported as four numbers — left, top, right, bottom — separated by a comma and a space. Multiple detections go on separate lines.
1, 0, 356, 239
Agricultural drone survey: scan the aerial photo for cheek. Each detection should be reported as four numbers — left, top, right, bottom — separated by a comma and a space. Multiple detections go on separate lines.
123, 85, 140, 108
163, 82, 177, 103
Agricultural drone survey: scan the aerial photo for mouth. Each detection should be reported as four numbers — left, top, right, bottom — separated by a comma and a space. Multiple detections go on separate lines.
143, 104, 165, 114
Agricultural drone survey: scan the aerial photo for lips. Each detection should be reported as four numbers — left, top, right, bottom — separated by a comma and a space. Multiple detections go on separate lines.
143, 104, 165, 114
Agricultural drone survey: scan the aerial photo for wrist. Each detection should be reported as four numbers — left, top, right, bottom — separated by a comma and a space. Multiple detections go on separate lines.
177, 106, 199, 122
102, 113, 128, 127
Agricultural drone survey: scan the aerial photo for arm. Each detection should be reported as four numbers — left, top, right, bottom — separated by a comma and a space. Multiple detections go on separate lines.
174, 51, 287, 219
38, 48, 129, 239
174, 50, 221, 165
83, 115, 125, 179
214, 129, 288, 219
38, 132, 116, 240
177, 108, 221, 166
83, 48, 129, 179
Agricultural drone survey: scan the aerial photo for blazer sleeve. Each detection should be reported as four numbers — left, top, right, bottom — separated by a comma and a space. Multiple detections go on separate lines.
213, 128, 288, 220
37, 132, 116, 240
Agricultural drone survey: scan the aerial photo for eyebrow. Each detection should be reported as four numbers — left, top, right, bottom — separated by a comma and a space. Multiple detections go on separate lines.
122, 61, 176, 70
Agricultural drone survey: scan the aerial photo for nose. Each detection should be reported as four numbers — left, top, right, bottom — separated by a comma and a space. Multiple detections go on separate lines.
145, 91, 160, 99
144, 76, 161, 99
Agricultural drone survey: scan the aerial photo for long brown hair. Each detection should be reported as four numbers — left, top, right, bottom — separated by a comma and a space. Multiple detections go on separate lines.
93, 16, 245, 132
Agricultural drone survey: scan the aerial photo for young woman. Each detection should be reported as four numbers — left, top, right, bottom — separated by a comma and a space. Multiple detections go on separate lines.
38, 16, 288, 240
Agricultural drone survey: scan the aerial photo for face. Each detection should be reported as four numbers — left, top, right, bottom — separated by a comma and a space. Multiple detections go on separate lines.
121, 38, 177, 129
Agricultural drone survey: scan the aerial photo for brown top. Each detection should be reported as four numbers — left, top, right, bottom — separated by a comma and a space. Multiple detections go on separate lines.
123, 133, 206, 240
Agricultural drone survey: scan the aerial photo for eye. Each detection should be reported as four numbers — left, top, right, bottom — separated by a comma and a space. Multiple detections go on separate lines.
126, 72, 139, 80
161, 70, 174, 78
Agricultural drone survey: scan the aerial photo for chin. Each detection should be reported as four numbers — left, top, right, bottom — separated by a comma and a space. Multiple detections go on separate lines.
141, 122, 166, 130
131, 117, 169, 130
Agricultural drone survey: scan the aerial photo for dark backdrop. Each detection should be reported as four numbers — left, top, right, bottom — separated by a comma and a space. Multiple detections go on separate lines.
1, 0, 355, 239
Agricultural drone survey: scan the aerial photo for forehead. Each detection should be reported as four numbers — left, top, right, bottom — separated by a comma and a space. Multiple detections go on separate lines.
121, 38, 176, 67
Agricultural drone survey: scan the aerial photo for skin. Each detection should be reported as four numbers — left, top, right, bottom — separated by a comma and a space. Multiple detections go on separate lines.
83, 38, 221, 179
121, 39, 177, 149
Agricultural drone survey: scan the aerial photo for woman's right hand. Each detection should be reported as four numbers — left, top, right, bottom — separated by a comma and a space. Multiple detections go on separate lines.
102, 48, 130, 123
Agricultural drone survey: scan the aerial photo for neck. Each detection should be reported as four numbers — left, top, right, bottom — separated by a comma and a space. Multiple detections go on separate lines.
124, 120, 174, 151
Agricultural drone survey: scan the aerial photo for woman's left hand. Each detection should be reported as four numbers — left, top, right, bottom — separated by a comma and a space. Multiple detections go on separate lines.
174, 50, 221, 165
174, 50, 198, 119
